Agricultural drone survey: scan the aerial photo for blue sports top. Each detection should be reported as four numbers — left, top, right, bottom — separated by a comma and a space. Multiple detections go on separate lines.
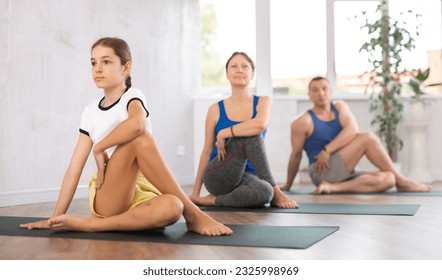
209, 95, 265, 174
304, 102, 342, 164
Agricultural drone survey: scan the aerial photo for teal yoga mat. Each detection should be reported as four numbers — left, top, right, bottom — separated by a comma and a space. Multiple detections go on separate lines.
285, 188, 441, 196
200, 203, 420, 216
0, 216, 339, 249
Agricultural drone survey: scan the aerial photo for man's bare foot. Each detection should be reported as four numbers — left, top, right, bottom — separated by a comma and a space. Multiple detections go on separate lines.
396, 177, 432, 192
185, 210, 233, 236
189, 194, 217, 206
279, 185, 290, 191
315, 181, 332, 195
271, 186, 298, 208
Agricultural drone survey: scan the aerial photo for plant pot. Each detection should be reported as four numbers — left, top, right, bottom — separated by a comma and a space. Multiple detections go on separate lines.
404, 100, 433, 183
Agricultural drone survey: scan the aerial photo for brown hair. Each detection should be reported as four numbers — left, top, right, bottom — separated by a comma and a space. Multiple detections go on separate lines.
91, 37, 132, 89
225, 52, 255, 72
308, 76, 329, 91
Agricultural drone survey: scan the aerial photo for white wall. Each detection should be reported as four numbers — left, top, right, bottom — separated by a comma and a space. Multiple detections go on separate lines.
193, 95, 442, 185
0, 0, 199, 207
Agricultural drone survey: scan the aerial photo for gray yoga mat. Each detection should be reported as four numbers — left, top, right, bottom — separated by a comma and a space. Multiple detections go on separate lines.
0, 216, 339, 249
285, 188, 441, 196
200, 203, 420, 216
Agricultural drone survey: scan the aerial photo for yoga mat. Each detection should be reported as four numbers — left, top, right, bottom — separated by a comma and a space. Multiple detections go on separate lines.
0, 216, 339, 249
285, 188, 442, 196
200, 203, 420, 216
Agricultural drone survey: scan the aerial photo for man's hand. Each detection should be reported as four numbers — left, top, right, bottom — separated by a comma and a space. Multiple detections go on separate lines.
314, 150, 330, 172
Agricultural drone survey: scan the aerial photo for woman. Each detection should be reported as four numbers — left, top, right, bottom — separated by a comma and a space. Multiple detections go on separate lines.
20, 37, 232, 236
190, 52, 297, 208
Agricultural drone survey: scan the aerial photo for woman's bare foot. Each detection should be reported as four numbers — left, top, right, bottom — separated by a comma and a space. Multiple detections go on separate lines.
315, 181, 332, 195
396, 177, 432, 192
189, 194, 217, 206
271, 186, 298, 208
185, 209, 233, 236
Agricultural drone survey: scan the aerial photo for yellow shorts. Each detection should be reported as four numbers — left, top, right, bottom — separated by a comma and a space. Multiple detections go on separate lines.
88, 172, 162, 218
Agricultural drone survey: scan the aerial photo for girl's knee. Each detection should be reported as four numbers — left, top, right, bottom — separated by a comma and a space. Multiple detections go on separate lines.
158, 194, 184, 222
131, 129, 155, 150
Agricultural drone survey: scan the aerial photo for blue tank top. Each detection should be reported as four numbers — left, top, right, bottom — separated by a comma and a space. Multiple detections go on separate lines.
209, 95, 264, 174
304, 102, 342, 164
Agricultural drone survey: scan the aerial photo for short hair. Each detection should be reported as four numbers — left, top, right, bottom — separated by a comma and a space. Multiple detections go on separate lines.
308, 76, 329, 91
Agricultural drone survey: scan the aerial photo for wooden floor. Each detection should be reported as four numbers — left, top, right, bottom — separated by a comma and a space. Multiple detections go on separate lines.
1, 183, 442, 260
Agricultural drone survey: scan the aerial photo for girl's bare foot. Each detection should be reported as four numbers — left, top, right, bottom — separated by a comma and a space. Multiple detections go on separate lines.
185, 209, 233, 236
48, 214, 95, 232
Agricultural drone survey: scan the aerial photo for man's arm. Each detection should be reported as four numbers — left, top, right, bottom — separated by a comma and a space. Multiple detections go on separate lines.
314, 101, 359, 172
323, 100, 359, 154
282, 115, 309, 191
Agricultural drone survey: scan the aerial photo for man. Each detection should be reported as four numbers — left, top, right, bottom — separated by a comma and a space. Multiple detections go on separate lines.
281, 76, 431, 194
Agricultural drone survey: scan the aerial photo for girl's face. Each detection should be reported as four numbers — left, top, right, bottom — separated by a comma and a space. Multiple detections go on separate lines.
226, 54, 254, 87
90, 45, 130, 90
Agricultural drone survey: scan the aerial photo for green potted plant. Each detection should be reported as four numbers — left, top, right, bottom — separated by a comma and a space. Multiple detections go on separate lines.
358, 0, 420, 162
408, 67, 430, 100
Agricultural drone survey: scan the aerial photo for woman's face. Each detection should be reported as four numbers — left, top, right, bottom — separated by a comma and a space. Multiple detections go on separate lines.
90, 45, 129, 90
226, 54, 254, 87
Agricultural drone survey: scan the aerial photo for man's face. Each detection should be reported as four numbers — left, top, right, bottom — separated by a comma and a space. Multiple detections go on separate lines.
309, 79, 332, 106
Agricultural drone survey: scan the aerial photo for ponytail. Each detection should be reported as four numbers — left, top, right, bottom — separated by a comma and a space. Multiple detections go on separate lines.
126, 75, 132, 89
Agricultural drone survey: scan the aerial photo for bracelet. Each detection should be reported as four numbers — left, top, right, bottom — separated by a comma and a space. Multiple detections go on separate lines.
323, 147, 329, 154
230, 126, 236, 137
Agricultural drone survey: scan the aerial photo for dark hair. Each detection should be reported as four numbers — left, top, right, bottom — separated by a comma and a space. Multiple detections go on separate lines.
308, 76, 329, 91
91, 37, 132, 89
225, 52, 255, 72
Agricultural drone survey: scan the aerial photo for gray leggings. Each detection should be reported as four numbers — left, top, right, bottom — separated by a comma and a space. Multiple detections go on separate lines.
203, 135, 276, 208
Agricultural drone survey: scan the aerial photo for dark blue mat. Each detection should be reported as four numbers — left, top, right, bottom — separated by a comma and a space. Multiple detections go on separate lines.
285, 188, 441, 196
200, 203, 420, 216
0, 216, 339, 249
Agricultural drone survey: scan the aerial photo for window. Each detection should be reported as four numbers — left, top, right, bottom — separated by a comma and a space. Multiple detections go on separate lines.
199, 0, 256, 95
270, 0, 327, 95
335, 0, 442, 94
200, 0, 441, 95
389, 0, 442, 94
334, 1, 379, 94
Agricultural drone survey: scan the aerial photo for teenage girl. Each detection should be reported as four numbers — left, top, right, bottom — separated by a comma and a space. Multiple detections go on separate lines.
21, 37, 232, 236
